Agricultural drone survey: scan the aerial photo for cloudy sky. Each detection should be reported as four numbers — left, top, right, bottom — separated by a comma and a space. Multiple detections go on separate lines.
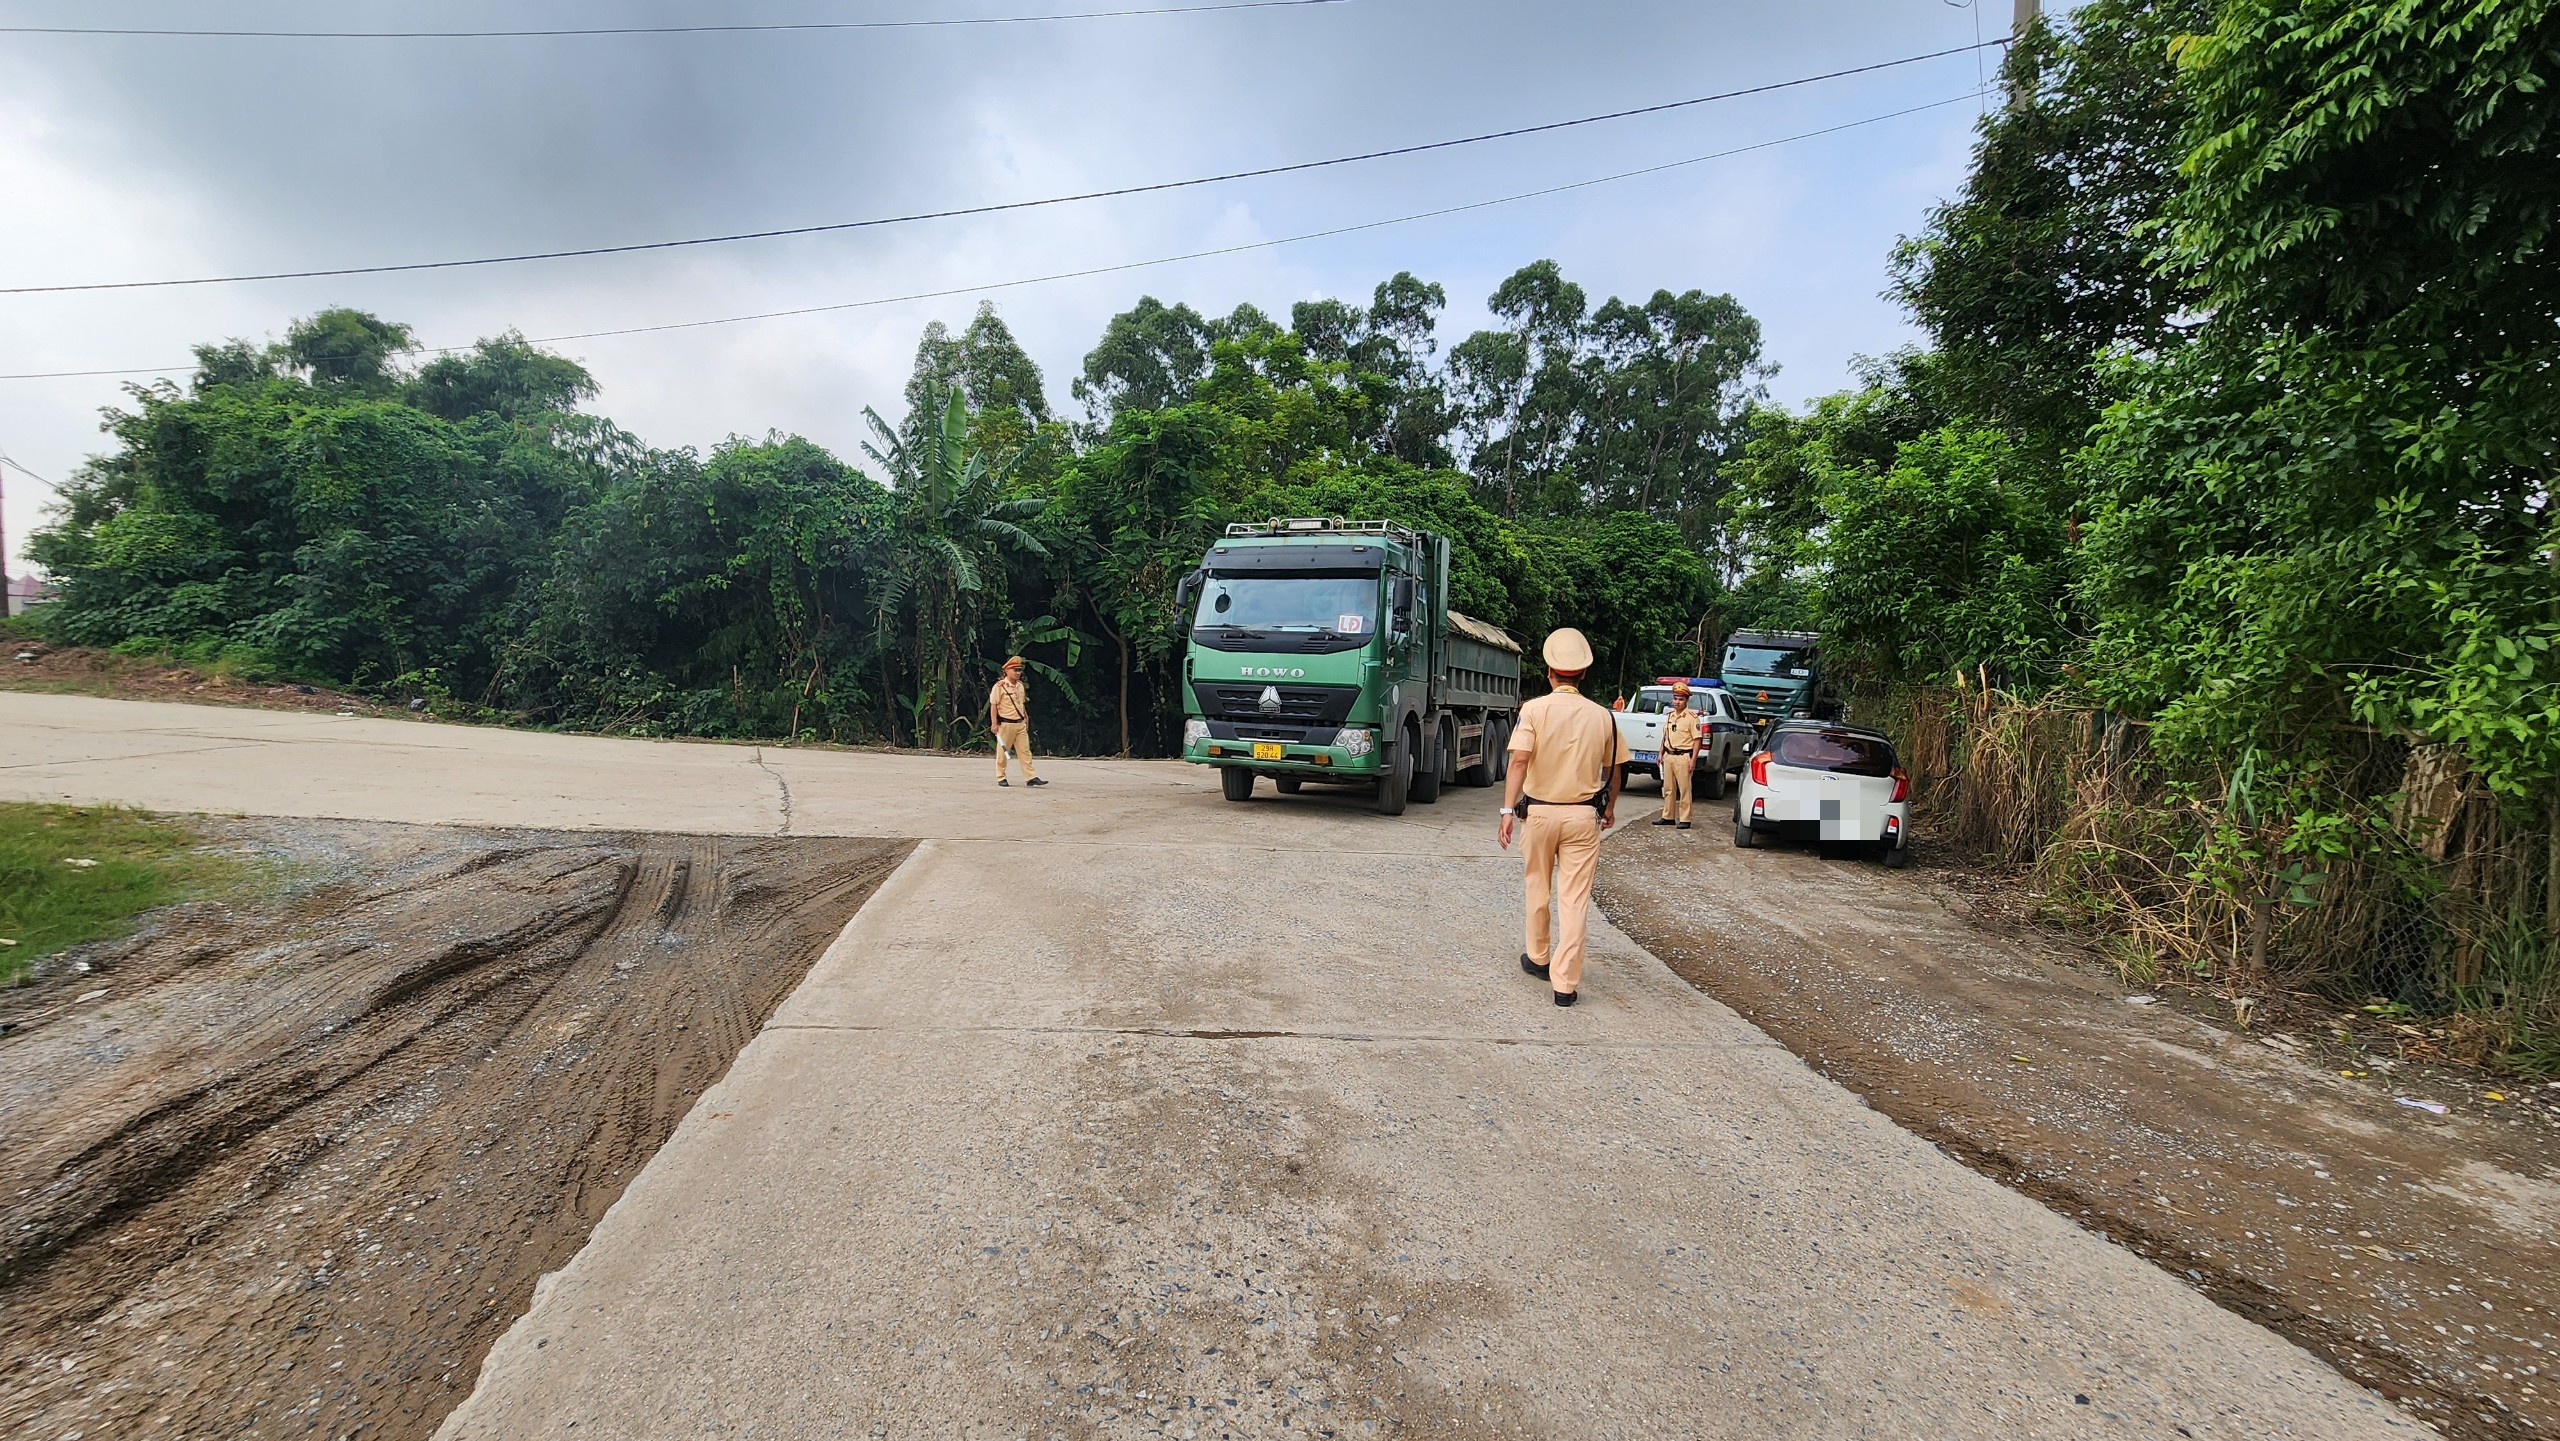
0, 0, 2017, 572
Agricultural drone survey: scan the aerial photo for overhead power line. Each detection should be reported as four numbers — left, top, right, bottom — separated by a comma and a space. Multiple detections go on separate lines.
0, 40, 2003, 297
0, 93, 1979, 384
0, 0, 1344, 40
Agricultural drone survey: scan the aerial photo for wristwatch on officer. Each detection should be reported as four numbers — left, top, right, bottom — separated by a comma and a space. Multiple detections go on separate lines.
1498, 806, 1515, 817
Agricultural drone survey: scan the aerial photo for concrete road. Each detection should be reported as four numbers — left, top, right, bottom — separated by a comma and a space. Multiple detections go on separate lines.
1, 694, 2419, 1438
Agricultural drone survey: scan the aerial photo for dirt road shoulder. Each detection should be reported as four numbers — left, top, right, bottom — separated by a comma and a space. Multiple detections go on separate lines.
1596, 822, 2560, 1440
0, 818, 909, 1441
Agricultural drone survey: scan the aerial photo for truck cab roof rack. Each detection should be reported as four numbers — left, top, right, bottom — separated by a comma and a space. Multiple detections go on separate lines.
1225, 517, 1423, 546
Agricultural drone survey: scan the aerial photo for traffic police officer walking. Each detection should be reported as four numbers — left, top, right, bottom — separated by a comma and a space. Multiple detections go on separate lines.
1496, 627, 1625, 1006
1653, 679, 1701, 830
990, 656, 1046, 787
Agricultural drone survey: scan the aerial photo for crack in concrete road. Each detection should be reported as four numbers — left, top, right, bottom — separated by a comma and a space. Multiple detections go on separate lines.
750, 747, 793, 836
762, 1020, 1779, 1050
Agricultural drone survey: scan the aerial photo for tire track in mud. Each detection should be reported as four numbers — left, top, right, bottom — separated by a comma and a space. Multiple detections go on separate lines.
0, 821, 908, 1441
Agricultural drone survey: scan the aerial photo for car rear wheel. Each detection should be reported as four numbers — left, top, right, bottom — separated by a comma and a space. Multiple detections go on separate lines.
1221, 766, 1255, 802
1732, 819, 1757, 849
1881, 841, 1909, 869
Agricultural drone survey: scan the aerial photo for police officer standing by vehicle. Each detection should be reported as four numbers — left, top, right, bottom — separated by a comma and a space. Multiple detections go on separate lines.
1653, 679, 1701, 830
990, 656, 1047, 788
1496, 628, 1625, 1007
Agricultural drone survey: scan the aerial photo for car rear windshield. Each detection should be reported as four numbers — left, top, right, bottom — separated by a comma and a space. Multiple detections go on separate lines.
1768, 729, 1897, 776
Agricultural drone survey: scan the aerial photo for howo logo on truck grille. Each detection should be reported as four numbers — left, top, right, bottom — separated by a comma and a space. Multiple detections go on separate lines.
1238, 666, 1307, 678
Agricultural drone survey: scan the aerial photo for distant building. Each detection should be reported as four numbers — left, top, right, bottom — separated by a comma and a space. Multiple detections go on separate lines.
6, 573, 57, 618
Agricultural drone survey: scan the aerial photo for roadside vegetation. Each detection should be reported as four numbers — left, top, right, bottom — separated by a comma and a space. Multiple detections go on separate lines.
15, 0, 2555, 1062
0, 804, 230, 982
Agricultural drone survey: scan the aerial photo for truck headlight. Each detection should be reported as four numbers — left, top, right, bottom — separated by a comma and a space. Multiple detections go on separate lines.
1183, 719, 1210, 748
1337, 727, 1374, 758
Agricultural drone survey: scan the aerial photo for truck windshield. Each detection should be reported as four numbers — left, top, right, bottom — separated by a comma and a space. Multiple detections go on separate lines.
1726, 645, 1810, 676
1196, 575, 1379, 634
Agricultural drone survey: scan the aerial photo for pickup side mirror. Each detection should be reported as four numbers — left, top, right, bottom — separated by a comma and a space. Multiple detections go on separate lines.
1174, 571, 1203, 615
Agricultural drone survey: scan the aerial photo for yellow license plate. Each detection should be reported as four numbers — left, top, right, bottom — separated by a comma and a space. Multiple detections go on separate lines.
1251, 741, 1285, 761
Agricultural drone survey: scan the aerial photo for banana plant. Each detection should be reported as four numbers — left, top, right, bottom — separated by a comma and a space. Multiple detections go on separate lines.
861, 383, 1048, 747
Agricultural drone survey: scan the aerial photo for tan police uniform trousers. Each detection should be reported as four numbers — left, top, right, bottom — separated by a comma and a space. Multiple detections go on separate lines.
995, 720, 1036, 781
1659, 749, 1695, 823
1522, 805, 1602, 993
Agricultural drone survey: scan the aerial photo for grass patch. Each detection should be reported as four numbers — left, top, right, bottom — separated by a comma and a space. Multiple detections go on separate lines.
0, 803, 232, 982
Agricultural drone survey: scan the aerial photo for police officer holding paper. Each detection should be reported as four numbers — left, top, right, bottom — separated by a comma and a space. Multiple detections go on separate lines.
1496, 628, 1625, 1007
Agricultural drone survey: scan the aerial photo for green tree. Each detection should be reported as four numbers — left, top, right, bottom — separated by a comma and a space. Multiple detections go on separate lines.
2082, 0, 2560, 799
411, 332, 598, 422
282, 308, 418, 392
507, 435, 885, 737
1074, 296, 1215, 422
1579, 288, 1768, 541
1888, 0, 2212, 459
862, 383, 1051, 746
1816, 425, 2072, 683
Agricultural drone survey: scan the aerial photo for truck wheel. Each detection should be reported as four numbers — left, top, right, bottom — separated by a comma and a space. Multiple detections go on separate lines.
1274, 776, 1302, 794
1410, 721, 1443, 804
1375, 739, 1410, 816
1732, 819, 1757, 849
1702, 765, 1726, 801
1458, 718, 1494, 787
1220, 766, 1254, 802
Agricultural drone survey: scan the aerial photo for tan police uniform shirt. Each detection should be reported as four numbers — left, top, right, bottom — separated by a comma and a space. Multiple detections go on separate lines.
1510, 685, 1626, 803
990, 677, 1029, 723
1661, 705, 1702, 755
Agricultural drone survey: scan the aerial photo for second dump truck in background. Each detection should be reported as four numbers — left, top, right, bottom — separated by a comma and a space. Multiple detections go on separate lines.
1720, 628, 1838, 726
1177, 518, 1522, 815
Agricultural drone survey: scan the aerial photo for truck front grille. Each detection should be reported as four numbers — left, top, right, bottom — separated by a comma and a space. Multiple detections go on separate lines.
1191, 682, 1359, 726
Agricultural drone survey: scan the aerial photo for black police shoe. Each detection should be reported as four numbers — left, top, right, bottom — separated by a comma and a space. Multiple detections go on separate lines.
1652, 817, 1676, 826
1553, 990, 1579, 1007
1677, 821, 1692, 830
998, 778, 1010, 786
1519, 953, 1550, 981
1026, 777, 1049, 787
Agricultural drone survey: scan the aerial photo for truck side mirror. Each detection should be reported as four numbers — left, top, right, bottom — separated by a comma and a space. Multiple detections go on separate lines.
1175, 571, 1202, 614
1390, 573, 1414, 620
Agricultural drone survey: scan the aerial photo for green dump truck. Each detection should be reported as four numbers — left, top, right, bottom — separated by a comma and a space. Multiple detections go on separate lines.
1720, 627, 1840, 726
1177, 518, 1523, 815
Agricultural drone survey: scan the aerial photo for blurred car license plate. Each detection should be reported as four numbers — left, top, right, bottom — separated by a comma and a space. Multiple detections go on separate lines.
1252, 742, 1284, 761
1633, 750, 1659, 764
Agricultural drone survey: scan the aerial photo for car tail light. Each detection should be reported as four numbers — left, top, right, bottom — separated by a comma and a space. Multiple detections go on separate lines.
1751, 797, 1766, 818
1749, 751, 1770, 786
1889, 767, 1910, 802
1884, 814, 1902, 836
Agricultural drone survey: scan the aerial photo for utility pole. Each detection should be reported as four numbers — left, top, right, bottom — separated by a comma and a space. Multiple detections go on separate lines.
2010, 0, 2040, 105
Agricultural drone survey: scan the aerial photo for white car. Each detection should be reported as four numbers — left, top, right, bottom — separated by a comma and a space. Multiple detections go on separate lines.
1613, 682, 1751, 799
1731, 720, 1912, 867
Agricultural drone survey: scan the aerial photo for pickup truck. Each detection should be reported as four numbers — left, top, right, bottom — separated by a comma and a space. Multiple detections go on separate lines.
1613, 679, 1754, 801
